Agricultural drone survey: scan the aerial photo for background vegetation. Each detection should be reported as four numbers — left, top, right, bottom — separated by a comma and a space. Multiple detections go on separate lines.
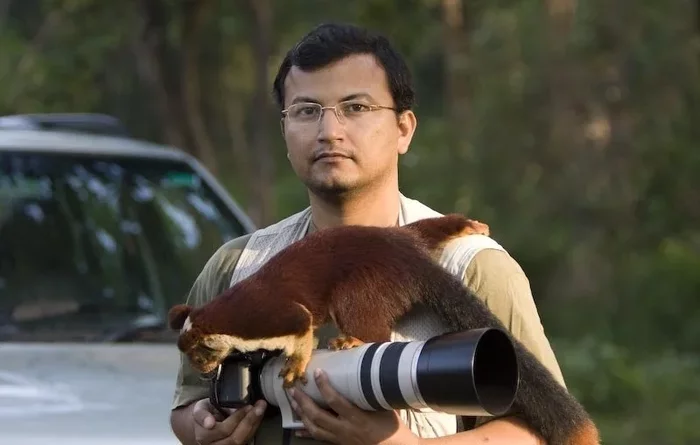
2, 0, 699, 443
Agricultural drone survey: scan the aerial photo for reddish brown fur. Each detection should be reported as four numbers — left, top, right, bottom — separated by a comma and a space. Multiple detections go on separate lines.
168, 215, 487, 383
169, 214, 599, 444
168, 214, 487, 349
402, 213, 489, 255
168, 214, 487, 378
568, 421, 601, 445
168, 304, 191, 330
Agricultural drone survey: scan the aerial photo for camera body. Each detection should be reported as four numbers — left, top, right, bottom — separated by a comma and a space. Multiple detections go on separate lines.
210, 349, 276, 410
209, 327, 519, 430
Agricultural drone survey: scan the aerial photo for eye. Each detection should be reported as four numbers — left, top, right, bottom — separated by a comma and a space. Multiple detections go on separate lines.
342, 102, 371, 114
290, 104, 320, 119
197, 344, 215, 356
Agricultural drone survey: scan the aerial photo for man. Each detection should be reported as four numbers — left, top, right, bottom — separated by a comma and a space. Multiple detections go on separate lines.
170, 23, 565, 445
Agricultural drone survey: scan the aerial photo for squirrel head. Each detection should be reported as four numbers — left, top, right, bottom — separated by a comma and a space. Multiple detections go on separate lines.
167, 303, 231, 375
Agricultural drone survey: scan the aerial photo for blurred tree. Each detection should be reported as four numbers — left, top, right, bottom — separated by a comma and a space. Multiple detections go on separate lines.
441, 0, 472, 207
181, 0, 218, 173
133, 0, 188, 152
247, 0, 276, 225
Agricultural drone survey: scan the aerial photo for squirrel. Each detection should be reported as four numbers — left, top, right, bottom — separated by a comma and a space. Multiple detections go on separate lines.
168, 214, 600, 445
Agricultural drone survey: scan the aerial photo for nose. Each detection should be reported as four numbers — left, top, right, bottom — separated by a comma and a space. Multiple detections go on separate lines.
317, 107, 344, 143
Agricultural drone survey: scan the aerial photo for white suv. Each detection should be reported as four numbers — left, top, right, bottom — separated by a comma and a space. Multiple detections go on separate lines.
0, 114, 256, 444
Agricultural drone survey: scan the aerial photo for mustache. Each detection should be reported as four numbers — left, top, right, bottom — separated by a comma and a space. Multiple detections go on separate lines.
311, 148, 354, 161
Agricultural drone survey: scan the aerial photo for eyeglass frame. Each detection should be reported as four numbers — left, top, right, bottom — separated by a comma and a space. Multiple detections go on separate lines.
280, 100, 397, 125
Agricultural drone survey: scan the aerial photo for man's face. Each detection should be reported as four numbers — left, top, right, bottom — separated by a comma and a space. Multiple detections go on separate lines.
281, 53, 416, 197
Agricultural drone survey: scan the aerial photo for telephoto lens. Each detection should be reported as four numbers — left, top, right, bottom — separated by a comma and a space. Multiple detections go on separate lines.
259, 327, 519, 429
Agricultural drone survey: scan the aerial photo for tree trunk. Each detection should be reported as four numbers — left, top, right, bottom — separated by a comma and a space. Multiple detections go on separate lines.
132, 0, 187, 151
441, 0, 471, 208
223, 95, 253, 205
248, 0, 275, 226
601, 0, 637, 226
442, 0, 470, 132
545, 0, 579, 164
181, 0, 218, 173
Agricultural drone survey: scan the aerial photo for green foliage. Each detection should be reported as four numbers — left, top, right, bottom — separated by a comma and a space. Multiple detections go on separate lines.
557, 336, 700, 444
0, 0, 132, 114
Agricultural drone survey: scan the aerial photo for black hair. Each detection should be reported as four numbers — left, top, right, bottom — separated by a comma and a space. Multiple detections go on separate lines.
272, 23, 415, 113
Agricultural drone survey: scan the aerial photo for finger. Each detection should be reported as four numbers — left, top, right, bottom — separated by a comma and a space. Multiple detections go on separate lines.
196, 406, 251, 443
224, 400, 267, 445
192, 400, 221, 429
219, 405, 253, 431
298, 426, 334, 443
313, 368, 360, 419
290, 387, 343, 438
293, 428, 311, 439
293, 407, 337, 443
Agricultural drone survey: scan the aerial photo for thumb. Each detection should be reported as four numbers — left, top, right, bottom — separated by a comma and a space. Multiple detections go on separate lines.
192, 400, 217, 429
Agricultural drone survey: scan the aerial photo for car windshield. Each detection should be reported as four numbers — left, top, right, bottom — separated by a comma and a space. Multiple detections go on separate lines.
0, 150, 247, 342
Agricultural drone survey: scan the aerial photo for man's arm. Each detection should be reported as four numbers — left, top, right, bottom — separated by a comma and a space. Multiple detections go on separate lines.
457, 248, 565, 443
463, 248, 566, 390
421, 417, 544, 445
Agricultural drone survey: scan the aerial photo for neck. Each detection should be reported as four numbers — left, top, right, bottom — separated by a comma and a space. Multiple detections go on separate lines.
308, 185, 401, 229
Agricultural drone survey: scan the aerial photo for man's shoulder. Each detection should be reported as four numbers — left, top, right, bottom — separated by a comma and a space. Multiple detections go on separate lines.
205, 233, 253, 270
439, 233, 530, 298
459, 242, 538, 325
465, 246, 526, 281
187, 233, 253, 306
250, 207, 312, 237
458, 241, 567, 389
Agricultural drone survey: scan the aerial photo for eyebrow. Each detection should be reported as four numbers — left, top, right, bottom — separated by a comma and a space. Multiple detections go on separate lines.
290, 93, 376, 105
290, 96, 319, 105
340, 93, 375, 102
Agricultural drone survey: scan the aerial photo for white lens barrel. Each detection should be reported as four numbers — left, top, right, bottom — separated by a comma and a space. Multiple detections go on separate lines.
259, 327, 518, 428
259, 344, 375, 410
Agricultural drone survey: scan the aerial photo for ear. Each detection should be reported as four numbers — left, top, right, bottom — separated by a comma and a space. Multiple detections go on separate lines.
168, 304, 193, 330
397, 110, 417, 155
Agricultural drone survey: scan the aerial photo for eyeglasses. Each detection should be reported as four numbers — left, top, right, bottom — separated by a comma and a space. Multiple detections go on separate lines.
281, 100, 396, 125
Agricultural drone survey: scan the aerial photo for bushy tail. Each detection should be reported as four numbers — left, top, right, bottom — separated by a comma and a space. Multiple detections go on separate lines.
419, 265, 600, 445
402, 213, 489, 254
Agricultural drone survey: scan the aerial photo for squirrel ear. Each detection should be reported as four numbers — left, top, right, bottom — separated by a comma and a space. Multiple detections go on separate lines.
168, 304, 193, 330
468, 219, 490, 236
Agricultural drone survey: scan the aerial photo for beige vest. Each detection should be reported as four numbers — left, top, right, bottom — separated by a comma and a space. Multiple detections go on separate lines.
230, 194, 507, 438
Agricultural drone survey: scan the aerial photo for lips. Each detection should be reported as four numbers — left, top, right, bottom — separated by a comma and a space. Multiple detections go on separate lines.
313, 151, 351, 161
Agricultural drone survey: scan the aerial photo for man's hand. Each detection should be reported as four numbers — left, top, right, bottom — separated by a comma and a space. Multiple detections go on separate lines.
191, 398, 267, 445
289, 368, 421, 445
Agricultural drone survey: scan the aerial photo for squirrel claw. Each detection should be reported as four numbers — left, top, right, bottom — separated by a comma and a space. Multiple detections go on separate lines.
328, 335, 365, 350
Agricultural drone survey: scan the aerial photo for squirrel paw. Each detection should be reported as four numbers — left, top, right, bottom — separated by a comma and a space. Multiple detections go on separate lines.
279, 357, 308, 388
328, 335, 365, 351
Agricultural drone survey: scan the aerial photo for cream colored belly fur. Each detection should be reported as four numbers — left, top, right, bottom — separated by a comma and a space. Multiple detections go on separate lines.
203, 330, 315, 387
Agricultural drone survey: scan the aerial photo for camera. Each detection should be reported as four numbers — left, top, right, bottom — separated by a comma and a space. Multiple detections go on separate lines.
209, 327, 519, 429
